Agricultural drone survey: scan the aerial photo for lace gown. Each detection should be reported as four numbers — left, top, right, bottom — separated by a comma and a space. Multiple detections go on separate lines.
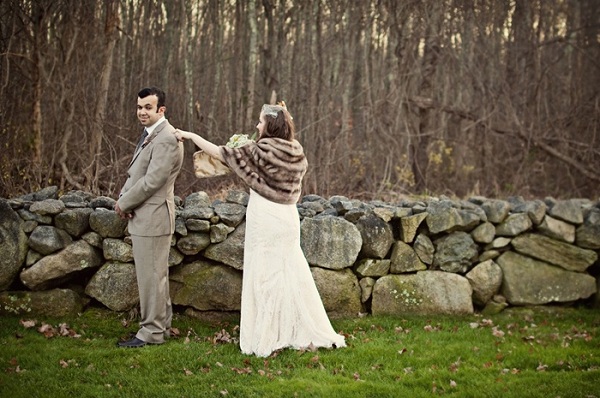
239, 189, 346, 357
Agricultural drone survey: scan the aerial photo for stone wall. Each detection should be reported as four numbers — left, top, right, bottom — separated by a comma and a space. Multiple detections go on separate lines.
1, 186, 598, 318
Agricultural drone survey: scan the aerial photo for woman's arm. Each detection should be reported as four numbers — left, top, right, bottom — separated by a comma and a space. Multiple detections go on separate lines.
174, 130, 224, 161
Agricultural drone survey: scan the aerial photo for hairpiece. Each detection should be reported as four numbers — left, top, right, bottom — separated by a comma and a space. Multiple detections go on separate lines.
261, 101, 292, 119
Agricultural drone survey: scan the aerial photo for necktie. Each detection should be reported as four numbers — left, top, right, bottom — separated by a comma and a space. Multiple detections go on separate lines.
135, 128, 148, 153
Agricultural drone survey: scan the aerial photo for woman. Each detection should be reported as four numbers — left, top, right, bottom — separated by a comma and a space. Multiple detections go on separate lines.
175, 104, 346, 357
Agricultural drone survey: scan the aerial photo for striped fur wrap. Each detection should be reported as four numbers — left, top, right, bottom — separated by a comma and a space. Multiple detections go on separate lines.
220, 137, 308, 204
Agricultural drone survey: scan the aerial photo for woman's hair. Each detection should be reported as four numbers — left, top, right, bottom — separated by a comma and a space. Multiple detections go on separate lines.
260, 104, 295, 141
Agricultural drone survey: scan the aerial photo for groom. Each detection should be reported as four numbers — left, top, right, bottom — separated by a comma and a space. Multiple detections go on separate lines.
115, 87, 184, 347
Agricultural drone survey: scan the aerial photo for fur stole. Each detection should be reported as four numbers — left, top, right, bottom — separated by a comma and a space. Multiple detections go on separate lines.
220, 137, 308, 204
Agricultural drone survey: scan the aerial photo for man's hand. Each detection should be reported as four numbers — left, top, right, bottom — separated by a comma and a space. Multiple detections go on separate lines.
114, 202, 133, 220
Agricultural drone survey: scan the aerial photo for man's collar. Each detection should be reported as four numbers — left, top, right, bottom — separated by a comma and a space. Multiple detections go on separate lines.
146, 117, 167, 135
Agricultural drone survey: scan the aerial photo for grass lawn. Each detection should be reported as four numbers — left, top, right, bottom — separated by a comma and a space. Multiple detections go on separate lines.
0, 305, 598, 397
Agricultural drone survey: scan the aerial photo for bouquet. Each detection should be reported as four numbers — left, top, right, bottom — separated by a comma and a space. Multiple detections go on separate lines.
193, 132, 256, 178
225, 133, 256, 148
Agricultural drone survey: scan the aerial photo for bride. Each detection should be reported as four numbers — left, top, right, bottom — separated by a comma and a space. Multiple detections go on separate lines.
174, 103, 346, 357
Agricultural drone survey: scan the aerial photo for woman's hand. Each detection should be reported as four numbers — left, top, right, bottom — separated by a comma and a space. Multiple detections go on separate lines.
173, 129, 189, 142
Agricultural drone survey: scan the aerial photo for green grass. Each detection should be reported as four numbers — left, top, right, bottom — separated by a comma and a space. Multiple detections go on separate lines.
0, 306, 598, 398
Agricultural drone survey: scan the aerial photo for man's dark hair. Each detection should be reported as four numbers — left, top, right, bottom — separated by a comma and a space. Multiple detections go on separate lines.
138, 87, 166, 109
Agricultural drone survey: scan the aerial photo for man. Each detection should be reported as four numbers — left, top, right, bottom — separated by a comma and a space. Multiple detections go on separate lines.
115, 87, 184, 348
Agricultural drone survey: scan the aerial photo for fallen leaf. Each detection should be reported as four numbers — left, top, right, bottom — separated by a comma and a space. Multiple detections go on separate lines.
38, 323, 55, 338
20, 320, 36, 328
231, 367, 252, 374
536, 363, 548, 372
492, 327, 505, 338
449, 358, 461, 373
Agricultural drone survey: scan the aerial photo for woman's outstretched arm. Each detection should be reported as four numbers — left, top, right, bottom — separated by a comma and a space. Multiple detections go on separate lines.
174, 130, 224, 161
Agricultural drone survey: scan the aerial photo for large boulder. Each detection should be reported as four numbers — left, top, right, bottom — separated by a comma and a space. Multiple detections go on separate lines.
29, 198, 65, 215
28, 225, 73, 255
203, 222, 245, 270
213, 202, 246, 228
184, 191, 212, 208
465, 260, 503, 306
425, 200, 462, 234
510, 198, 547, 225
311, 267, 362, 318
0, 289, 87, 316
20, 240, 103, 290
355, 214, 394, 259
390, 241, 426, 273
372, 271, 473, 315
497, 251, 597, 305
89, 209, 127, 238
432, 231, 478, 273
495, 213, 532, 236
102, 238, 134, 263
85, 262, 139, 311
480, 199, 511, 224
399, 212, 427, 243
546, 198, 584, 225
176, 232, 211, 256
353, 259, 391, 278
537, 215, 575, 243
576, 208, 600, 249
300, 216, 362, 270
511, 233, 597, 272
0, 199, 28, 290
54, 208, 93, 237
170, 261, 242, 311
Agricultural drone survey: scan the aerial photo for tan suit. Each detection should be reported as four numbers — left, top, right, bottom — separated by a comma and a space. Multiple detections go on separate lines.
117, 119, 183, 343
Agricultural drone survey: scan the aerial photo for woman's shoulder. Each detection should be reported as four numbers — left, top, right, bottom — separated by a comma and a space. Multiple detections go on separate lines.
259, 137, 304, 152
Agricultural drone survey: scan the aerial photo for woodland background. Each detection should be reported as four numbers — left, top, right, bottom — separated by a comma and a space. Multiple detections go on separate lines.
0, 0, 599, 201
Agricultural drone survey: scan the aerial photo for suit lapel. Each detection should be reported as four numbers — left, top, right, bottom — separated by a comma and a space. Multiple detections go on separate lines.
128, 120, 168, 168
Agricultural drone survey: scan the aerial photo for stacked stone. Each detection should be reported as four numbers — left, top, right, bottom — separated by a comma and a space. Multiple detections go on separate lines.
0, 186, 598, 318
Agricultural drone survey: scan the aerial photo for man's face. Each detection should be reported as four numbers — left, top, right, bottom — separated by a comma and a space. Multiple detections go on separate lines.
137, 95, 164, 127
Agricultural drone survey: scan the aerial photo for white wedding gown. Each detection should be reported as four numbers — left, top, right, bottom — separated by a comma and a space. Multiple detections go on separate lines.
239, 189, 346, 357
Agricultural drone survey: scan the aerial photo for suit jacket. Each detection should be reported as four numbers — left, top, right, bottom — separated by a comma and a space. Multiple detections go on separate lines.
117, 120, 184, 236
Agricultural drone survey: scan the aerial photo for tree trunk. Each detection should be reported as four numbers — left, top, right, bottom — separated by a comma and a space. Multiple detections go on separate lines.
246, 0, 258, 123
87, 0, 119, 192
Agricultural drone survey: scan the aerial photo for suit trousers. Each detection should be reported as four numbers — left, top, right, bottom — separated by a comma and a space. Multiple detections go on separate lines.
131, 234, 172, 344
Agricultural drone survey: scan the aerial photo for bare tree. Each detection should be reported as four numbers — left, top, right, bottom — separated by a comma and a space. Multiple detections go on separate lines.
1, 0, 599, 200
87, 0, 119, 192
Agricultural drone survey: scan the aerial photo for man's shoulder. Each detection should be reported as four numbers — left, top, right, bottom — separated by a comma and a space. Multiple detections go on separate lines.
154, 122, 178, 144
